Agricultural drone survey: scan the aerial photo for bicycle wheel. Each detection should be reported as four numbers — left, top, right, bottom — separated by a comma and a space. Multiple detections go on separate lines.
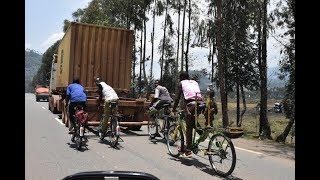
208, 133, 236, 177
74, 123, 82, 150
109, 116, 119, 147
161, 116, 173, 140
147, 115, 158, 137
166, 124, 183, 157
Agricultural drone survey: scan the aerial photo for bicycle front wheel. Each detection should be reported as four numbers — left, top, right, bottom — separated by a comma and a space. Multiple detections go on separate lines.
166, 124, 183, 157
208, 133, 236, 177
109, 116, 119, 148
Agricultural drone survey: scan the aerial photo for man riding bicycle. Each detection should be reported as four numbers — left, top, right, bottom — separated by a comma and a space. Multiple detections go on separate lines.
172, 72, 203, 158
149, 80, 173, 139
95, 77, 119, 140
66, 78, 87, 134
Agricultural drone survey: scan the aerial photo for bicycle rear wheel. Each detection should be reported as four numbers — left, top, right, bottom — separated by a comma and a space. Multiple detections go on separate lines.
74, 123, 82, 150
166, 124, 183, 157
109, 116, 119, 147
147, 115, 158, 137
208, 133, 236, 177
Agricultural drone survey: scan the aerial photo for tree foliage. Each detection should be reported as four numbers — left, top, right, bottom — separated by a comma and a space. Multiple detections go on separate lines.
32, 40, 60, 87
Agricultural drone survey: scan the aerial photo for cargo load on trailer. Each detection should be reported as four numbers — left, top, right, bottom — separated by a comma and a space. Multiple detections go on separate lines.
48, 22, 150, 130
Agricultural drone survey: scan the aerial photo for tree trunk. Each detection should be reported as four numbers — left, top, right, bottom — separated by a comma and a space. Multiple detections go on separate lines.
181, 0, 187, 72
276, 104, 295, 143
139, 28, 143, 94
257, 2, 262, 135
185, 0, 191, 73
239, 85, 246, 127
150, 0, 156, 78
175, 1, 181, 93
211, 43, 214, 83
259, 0, 272, 139
160, 1, 168, 80
216, 0, 229, 128
236, 80, 240, 127
143, 13, 148, 85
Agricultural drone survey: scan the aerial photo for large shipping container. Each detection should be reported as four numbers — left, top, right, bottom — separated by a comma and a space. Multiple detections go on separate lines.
56, 22, 133, 90
49, 22, 149, 130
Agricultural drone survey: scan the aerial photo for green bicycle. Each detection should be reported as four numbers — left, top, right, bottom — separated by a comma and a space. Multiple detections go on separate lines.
166, 101, 236, 177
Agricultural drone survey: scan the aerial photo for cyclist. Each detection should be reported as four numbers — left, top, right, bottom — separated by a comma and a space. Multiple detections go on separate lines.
95, 77, 119, 140
172, 71, 203, 158
149, 80, 173, 139
65, 77, 87, 134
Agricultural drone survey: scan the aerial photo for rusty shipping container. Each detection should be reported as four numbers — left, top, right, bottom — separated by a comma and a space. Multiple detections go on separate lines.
55, 22, 133, 90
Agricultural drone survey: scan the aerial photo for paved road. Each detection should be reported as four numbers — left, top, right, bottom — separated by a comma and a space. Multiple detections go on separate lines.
25, 93, 295, 180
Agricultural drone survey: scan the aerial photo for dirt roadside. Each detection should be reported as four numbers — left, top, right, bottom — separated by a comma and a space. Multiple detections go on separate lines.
231, 137, 295, 160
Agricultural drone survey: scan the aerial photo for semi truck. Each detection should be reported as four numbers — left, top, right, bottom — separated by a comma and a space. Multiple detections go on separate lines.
48, 22, 150, 130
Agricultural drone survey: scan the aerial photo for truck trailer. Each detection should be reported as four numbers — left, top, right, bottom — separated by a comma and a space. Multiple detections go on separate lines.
48, 22, 150, 130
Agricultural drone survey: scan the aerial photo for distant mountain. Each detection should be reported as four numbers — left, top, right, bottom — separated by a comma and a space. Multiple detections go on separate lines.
267, 66, 287, 88
25, 49, 42, 92
188, 66, 286, 93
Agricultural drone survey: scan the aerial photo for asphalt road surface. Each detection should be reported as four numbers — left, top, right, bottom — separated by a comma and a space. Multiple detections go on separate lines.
25, 93, 295, 180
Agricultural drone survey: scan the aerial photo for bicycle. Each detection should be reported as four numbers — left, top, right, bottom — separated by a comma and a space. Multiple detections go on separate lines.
99, 101, 122, 148
147, 103, 174, 140
166, 99, 236, 177
70, 105, 89, 150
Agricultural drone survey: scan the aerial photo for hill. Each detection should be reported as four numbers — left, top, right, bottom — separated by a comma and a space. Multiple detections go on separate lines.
25, 49, 42, 92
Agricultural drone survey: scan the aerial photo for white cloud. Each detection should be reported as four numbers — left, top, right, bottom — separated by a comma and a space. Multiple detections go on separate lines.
25, 42, 31, 50
40, 32, 64, 51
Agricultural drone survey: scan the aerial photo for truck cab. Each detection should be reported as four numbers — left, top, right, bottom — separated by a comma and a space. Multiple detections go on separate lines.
35, 85, 49, 102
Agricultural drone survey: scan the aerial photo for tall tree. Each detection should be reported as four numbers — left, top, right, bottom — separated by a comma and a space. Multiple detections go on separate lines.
271, 0, 295, 143
259, 0, 272, 139
171, 0, 182, 92
216, 0, 229, 127
160, 0, 169, 80
185, 0, 192, 72
180, 0, 187, 71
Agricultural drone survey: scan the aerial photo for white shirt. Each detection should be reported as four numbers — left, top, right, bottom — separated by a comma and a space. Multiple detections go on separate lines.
99, 82, 119, 101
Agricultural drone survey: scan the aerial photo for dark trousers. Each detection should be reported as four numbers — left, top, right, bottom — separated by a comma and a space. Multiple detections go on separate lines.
69, 101, 86, 129
185, 104, 202, 151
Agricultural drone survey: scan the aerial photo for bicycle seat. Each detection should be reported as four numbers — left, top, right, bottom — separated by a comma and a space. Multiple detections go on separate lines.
74, 105, 84, 111
197, 103, 206, 114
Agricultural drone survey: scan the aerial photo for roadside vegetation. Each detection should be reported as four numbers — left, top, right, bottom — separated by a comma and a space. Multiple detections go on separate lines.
31, 0, 295, 147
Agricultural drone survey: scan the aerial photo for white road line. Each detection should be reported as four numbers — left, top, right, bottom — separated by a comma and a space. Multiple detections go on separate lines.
205, 139, 263, 155
55, 118, 64, 125
234, 146, 263, 155
42, 107, 46, 109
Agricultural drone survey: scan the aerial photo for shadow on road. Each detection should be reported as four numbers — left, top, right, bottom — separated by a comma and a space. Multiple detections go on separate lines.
168, 156, 243, 180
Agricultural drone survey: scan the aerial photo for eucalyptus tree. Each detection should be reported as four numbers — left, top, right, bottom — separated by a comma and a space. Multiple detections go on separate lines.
270, 0, 295, 143
180, 0, 188, 72
216, 0, 229, 127
170, 0, 182, 92
259, 0, 272, 139
219, 0, 260, 126
159, 0, 175, 81
63, 0, 109, 32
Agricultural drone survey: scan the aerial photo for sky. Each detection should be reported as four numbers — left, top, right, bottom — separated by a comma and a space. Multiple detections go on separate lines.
26, 0, 283, 79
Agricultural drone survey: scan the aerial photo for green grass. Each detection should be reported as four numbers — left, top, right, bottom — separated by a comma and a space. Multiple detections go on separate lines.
200, 102, 295, 147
